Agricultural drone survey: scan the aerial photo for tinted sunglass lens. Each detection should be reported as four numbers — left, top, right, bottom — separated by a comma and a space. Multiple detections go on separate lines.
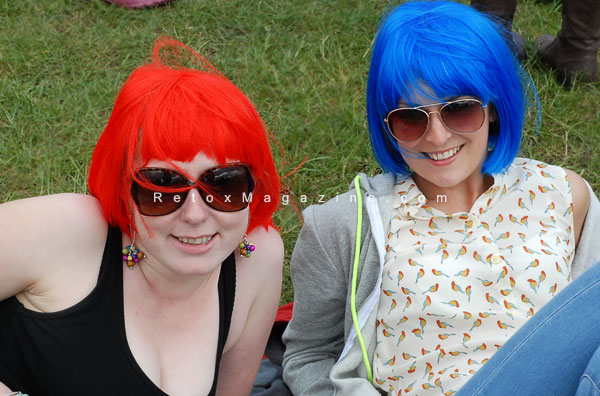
441, 100, 485, 133
200, 165, 254, 212
132, 169, 188, 216
388, 108, 429, 142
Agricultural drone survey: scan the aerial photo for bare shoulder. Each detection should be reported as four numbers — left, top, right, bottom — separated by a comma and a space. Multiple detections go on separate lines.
563, 168, 590, 245
234, 226, 284, 298
0, 193, 108, 302
1, 193, 107, 246
244, 226, 284, 272
225, 226, 283, 346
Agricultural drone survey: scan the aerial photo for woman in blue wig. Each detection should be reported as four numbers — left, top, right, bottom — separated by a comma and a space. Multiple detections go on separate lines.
283, 1, 600, 395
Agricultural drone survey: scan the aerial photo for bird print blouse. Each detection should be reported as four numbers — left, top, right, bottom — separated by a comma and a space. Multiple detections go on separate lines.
373, 158, 575, 396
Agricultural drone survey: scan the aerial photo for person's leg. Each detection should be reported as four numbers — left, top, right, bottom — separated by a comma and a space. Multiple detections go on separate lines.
470, 0, 526, 61
471, 0, 517, 30
537, 0, 600, 86
456, 261, 600, 396
576, 345, 600, 396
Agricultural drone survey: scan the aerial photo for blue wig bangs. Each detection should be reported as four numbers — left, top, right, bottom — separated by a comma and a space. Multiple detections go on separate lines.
367, 1, 527, 176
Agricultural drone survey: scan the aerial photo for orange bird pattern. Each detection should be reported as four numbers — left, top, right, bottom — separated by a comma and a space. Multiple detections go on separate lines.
455, 246, 467, 260
373, 159, 574, 395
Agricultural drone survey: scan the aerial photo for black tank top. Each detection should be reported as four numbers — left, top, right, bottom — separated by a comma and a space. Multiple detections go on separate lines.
0, 226, 236, 396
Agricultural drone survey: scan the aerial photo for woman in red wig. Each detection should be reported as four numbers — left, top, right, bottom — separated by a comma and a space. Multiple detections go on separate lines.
0, 38, 283, 396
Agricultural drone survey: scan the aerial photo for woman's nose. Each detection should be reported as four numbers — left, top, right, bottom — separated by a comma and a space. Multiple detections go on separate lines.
423, 111, 453, 145
178, 189, 210, 223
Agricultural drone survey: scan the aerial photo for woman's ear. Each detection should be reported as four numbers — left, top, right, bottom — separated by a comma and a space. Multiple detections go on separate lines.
488, 103, 497, 123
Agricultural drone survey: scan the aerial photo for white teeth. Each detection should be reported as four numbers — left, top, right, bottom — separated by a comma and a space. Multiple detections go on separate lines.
177, 236, 212, 245
426, 146, 461, 161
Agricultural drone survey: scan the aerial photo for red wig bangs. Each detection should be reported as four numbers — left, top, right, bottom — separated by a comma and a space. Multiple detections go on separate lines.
88, 38, 280, 235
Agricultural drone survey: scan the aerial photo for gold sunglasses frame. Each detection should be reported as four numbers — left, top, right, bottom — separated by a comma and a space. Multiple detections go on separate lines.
384, 98, 487, 143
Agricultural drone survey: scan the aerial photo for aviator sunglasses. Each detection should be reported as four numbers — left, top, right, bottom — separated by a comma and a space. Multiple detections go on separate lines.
131, 163, 255, 216
384, 98, 487, 143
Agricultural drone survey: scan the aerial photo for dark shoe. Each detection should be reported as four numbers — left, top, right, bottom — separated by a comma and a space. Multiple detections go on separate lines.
511, 31, 528, 62
537, 34, 598, 86
536, 0, 600, 87
104, 0, 173, 8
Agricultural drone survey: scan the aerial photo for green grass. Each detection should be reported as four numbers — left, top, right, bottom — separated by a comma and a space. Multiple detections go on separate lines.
1, 0, 598, 304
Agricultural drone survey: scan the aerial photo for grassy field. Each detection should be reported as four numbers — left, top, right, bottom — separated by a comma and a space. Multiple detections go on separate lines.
1, 0, 598, 304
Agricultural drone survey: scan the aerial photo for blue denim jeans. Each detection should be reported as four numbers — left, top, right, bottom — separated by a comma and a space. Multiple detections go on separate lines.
457, 262, 600, 396
576, 347, 600, 396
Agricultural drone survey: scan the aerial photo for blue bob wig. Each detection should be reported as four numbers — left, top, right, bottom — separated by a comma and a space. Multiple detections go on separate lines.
367, 0, 529, 175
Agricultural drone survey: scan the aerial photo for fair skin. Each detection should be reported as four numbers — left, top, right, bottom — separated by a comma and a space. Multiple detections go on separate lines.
0, 152, 283, 396
395, 96, 589, 245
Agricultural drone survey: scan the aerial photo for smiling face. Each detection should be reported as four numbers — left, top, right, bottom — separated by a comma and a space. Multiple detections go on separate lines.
131, 152, 249, 276
394, 96, 494, 194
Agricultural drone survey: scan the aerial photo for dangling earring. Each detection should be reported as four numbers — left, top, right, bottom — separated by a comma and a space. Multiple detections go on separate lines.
239, 234, 255, 258
122, 236, 145, 269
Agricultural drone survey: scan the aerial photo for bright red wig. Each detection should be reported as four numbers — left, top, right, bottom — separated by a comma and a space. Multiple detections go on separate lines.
88, 38, 280, 236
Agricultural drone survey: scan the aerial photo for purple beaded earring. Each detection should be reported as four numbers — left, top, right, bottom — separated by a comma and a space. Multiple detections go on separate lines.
239, 234, 255, 258
122, 237, 145, 269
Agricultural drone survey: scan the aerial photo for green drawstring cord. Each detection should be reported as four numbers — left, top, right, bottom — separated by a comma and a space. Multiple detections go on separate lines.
350, 174, 373, 383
